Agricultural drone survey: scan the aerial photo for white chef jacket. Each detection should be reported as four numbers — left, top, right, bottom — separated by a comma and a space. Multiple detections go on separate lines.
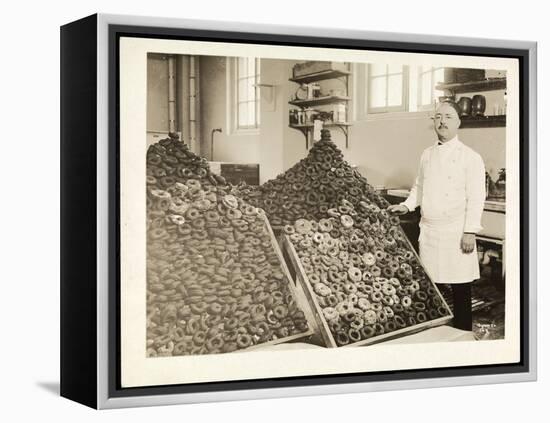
401, 136, 486, 284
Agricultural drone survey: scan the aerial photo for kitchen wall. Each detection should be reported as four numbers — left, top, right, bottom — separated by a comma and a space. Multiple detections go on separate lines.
199, 56, 260, 163
148, 56, 505, 189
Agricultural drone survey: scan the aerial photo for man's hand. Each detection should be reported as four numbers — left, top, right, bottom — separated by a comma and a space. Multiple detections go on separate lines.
461, 233, 476, 254
387, 204, 409, 216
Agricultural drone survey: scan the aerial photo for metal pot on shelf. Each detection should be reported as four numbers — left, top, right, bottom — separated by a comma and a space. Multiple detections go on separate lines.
457, 96, 472, 117
471, 94, 486, 117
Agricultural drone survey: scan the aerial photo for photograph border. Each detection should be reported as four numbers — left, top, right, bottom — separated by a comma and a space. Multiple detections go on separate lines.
94, 14, 535, 408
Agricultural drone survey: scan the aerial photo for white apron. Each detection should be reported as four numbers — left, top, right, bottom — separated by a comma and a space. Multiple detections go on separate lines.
416, 139, 482, 284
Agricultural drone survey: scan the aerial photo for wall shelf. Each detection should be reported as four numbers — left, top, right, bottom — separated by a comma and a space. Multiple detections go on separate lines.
289, 69, 351, 84
289, 95, 350, 108
288, 65, 352, 149
436, 78, 506, 94
460, 115, 506, 128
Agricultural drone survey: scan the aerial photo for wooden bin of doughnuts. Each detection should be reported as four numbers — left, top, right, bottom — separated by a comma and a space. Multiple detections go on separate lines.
145, 138, 314, 356
281, 224, 453, 348
245, 214, 316, 350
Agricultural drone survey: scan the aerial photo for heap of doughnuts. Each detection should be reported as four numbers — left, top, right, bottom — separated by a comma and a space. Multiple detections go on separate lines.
286, 199, 450, 346
237, 129, 389, 227
147, 135, 227, 190
146, 165, 310, 356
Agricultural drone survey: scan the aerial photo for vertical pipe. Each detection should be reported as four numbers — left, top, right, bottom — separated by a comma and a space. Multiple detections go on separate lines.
189, 55, 197, 152
167, 55, 176, 134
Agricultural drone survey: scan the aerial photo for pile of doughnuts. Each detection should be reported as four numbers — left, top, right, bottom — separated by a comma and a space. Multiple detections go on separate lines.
286, 199, 450, 346
147, 135, 227, 189
146, 170, 310, 356
237, 129, 389, 227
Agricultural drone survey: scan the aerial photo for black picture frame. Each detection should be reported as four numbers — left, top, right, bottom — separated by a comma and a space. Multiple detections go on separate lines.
61, 13, 537, 409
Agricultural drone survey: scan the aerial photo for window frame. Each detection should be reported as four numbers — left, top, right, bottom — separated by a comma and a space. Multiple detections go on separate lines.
230, 57, 260, 133
366, 64, 410, 114
416, 66, 445, 111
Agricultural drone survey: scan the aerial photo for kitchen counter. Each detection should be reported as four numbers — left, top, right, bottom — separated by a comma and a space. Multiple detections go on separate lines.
384, 189, 505, 241
386, 189, 505, 213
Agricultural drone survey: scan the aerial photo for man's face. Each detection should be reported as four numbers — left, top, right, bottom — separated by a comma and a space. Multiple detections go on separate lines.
434, 103, 461, 141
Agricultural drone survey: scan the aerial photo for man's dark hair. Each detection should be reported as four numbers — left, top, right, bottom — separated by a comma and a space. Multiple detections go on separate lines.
438, 100, 462, 118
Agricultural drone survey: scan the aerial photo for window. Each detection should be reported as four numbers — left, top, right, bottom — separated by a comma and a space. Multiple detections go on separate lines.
235, 57, 260, 129
417, 66, 445, 110
367, 64, 409, 113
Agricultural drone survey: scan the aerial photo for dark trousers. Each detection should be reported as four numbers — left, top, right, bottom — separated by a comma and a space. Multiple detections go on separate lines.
449, 282, 473, 331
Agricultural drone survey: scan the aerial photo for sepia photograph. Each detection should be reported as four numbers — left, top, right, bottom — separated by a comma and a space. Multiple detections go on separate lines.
117, 34, 522, 389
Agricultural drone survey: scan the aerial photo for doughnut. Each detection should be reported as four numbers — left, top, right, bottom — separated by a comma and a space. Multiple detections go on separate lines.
190, 302, 207, 315
382, 284, 396, 296
383, 306, 395, 319
357, 298, 372, 311
206, 335, 224, 352
225, 317, 239, 331
326, 295, 338, 307
371, 266, 382, 277
416, 312, 427, 323
335, 330, 350, 346
340, 215, 354, 228
319, 218, 334, 232
186, 317, 200, 335
385, 321, 397, 332
370, 291, 383, 303
192, 331, 207, 346
236, 333, 252, 349
382, 296, 394, 306
347, 267, 362, 283
348, 328, 362, 343
382, 267, 395, 278
207, 302, 223, 315
438, 306, 449, 316
394, 315, 407, 329
362, 252, 376, 266
407, 316, 417, 326
373, 323, 385, 336
364, 309, 378, 325
173, 340, 190, 356
360, 325, 375, 339
314, 283, 332, 297
323, 307, 339, 321
222, 194, 239, 209
392, 303, 404, 314
309, 274, 321, 285
343, 282, 358, 295
376, 310, 388, 323
295, 219, 313, 234
401, 296, 412, 308
415, 291, 428, 302
273, 304, 288, 319
413, 302, 426, 312
335, 301, 353, 316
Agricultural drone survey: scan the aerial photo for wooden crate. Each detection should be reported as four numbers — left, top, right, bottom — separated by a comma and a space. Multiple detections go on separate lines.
239, 214, 315, 351
282, 226, 453, 348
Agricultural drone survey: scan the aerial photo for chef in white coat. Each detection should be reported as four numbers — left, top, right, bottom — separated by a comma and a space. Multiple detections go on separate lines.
388, 101, 486, 331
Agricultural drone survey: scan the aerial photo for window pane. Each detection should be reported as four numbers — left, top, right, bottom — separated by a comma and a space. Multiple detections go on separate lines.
247, 77, 255, 101
238, 103, 248, 127
248, 102, 256, 126
248, 58, 255, 78
238, 58, 247, 78
256, 99, 260, 125
388, 64, 403, 75
421, 64, 432, 74
370, 63, 387, 77
434, 68, 445, 85
238, 79, 247, 102
370, 76, 387, 108
388, 74, 403, 106
420, 72, 432, 105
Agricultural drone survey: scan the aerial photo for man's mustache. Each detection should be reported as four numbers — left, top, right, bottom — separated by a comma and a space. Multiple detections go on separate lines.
438, 124, 448, 129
